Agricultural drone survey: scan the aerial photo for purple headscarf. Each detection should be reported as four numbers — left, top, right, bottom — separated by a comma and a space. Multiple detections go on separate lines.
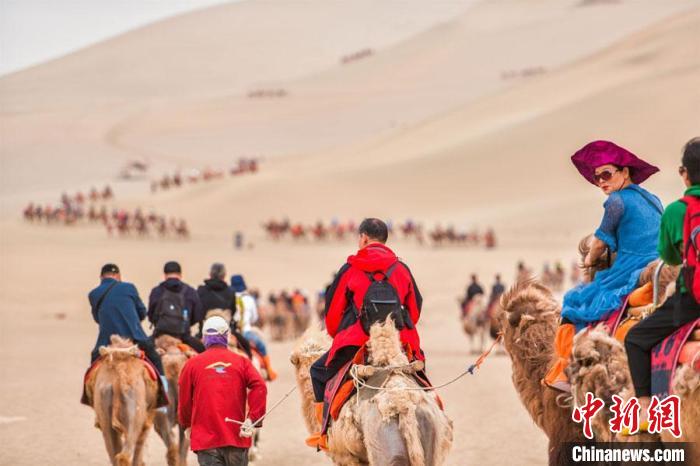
203, 332, 229, 349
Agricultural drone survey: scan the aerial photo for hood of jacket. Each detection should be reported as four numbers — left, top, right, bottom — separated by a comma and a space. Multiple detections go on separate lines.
347, 242, 398, 272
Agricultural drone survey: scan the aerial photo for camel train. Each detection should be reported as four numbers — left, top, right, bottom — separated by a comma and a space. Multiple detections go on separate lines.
500, 235, 700, 465
84, 307, 270, 466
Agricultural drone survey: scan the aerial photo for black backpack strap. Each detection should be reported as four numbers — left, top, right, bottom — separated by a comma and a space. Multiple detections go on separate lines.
384, 262, 398, 278
95, 281, 118, 314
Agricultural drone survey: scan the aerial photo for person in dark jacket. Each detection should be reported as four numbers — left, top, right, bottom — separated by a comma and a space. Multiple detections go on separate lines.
197, 263, 252, 359
465, 274, 484, 303
306, 218, 423, 448
148, 261, 205, 353
89, 263, 164, 375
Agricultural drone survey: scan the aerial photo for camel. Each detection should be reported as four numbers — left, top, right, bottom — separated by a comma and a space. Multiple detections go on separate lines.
500, 235, 697, 464
290, 320, 453, 466
270, 298, 295, 341
153, 335, 196, 466
85, 335, 159, 466
461, 294, 489, 354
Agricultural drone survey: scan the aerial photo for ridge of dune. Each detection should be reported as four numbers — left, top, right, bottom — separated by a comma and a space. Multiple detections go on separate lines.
114, 0, 697, 166
144, 7, 699, 247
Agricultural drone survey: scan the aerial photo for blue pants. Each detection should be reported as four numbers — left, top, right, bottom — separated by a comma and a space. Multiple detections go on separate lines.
244, 331, 267, 356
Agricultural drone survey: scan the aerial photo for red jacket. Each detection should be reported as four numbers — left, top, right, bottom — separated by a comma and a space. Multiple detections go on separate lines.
178, 346, 267, 451
324, 243, 423, 365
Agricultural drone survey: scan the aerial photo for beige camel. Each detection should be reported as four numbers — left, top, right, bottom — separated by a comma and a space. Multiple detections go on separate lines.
290, 320, 453, 466
461, 294, 489, 354
85, 335, 158, 466
153, 335, 196, 466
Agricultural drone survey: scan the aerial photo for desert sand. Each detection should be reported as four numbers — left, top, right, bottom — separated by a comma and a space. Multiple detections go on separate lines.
1, 0, 699, 464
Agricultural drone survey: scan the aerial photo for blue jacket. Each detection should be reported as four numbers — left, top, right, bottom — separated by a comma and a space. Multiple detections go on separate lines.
89, 278, 148, 351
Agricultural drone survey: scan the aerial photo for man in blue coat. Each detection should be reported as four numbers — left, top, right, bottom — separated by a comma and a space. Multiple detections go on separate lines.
89, 263, 164, 375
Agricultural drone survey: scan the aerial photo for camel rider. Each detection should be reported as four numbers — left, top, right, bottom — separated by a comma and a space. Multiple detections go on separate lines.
89, 263, 166, 387
625, 138, 700, 431
179, 316, 268, 466
306, 218, 423, 448
544, 141, 663, 393
231, 274, 277, 381
148, 261, 205, 353
197, 263, 253, 359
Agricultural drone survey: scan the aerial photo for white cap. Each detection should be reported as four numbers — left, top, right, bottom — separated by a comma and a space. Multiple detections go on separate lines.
203, 316, 229, 335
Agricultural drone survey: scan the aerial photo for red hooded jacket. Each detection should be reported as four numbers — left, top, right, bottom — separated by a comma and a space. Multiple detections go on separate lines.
324, 242, 423, 365
178, 346, 267, 451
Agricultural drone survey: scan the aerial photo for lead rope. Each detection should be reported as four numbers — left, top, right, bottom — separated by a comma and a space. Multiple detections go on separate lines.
350, 335, 502, 392
224, 335, 503, 435
225, 384, 298, 437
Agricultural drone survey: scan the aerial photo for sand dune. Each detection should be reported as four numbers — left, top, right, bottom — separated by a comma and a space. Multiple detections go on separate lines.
1, 1, 699, 465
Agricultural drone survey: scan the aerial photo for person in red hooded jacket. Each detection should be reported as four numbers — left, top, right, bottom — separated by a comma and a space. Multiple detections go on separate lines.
306, 218, 423, 448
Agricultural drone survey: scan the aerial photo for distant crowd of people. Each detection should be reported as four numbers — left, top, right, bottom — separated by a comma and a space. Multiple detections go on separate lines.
247, 89, 287, 98
262, 217, 497, 248
150, 158, 260, 193
340, 48, 374, 64
23, 185, 113, 224
104, 209, 190, 240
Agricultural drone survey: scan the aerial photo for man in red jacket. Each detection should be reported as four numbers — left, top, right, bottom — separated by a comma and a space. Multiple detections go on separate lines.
179, 316, 267, 466
306, 218, 423, 447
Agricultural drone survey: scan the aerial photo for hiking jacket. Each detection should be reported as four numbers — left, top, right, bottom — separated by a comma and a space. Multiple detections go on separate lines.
197, 278, 236, 314
89, 278, 148, 351
178, 346, 267, 451
324, 242, 423, 365
148, 278, 203, 335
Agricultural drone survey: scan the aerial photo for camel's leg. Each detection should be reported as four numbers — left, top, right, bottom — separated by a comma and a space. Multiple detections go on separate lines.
133, 416, 152, 466
153, 410, 178, 466
178, 424, 190, 466
96, 385, 122, 466
115, 388, 140, 466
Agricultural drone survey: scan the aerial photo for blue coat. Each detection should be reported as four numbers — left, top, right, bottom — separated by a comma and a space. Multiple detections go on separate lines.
89, 278, 148, 352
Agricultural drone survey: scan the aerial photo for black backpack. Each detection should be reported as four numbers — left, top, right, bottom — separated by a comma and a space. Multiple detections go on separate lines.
360, 263, 406, 334
154, 288, 187, 335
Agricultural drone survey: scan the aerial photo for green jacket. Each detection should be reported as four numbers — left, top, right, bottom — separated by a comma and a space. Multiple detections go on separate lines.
659, 185, 700, 292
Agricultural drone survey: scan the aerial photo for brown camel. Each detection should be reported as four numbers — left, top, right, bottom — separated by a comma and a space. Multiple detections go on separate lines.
500, 248, 696, 463
290, 320, 453, 466
85, 335, 158, 466
153, 335, 196, 466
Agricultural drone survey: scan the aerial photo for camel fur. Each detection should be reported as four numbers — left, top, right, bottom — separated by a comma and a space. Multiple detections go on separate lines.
290, 320, 453, 466
87, 335, 158, 466
153, 335, 194, 466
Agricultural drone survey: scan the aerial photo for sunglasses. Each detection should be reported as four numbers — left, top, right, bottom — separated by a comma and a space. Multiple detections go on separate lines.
593, 169, 619, 184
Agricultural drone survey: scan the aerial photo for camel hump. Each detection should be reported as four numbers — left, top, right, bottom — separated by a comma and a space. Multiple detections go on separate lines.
205, 308, 232, 323
99, 335, 140, 359
154, 334, 183, 351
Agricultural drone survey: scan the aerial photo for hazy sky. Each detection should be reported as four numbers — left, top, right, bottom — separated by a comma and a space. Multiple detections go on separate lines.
0, 0, 231, 76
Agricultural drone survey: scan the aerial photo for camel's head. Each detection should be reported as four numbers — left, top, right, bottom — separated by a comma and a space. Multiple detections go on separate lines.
499, 277, 559, 363
289, 326, 331, 382
578, 234, 615, 283
367, 317, 409, 367
205, 308, 233, 324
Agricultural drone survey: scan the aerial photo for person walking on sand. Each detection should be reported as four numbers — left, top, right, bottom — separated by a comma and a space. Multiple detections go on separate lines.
179, 316, 267, 466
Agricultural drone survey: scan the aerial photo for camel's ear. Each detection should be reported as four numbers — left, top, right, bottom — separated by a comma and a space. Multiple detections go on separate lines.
290, 354, 299, 366
156, 348, 166, 356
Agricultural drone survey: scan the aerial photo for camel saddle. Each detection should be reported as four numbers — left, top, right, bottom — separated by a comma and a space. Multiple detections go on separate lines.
602, 295, 700, 397
80, 351, 169, 408
320, 345, 435, 436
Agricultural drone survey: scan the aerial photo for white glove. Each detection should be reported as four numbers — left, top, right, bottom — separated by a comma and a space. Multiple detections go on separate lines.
239, 418, 255, 438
